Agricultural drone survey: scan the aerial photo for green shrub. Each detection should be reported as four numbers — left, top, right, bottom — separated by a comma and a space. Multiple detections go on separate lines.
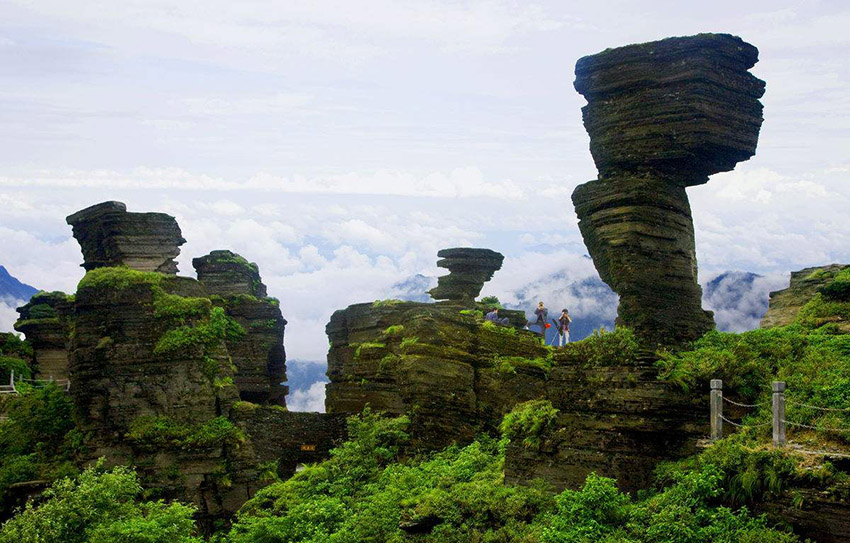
372, 299, 403, 308
818, 269, 850, 301
127, 416, 244, 451
555, 327, 639, 366
25, 304, 57, 320
0, 462, 201, 543
0, 384, 80, 514
479, 296, 502, 308
77, 267, 163, 292
500, 399, 559, 448
382, 325, 404, 337
154, 307, 244, 357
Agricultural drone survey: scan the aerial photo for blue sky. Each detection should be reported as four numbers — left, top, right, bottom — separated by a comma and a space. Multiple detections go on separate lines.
1, 1, 849, 367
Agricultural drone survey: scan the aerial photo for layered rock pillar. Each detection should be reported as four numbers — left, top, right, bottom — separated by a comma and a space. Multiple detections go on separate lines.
193, 250, 288, 406
571, 34, 765, 346
428, 248, 504, 303
66, 201, 186, 274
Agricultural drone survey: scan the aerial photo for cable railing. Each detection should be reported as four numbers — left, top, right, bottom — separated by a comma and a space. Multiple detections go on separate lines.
710, 379, 850, 446
0, 370, 70, 395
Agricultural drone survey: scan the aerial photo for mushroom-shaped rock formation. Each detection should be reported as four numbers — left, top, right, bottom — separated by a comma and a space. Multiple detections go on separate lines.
66, 201, 186, 274
428, 248, 505, 302
571, 33, 765, 346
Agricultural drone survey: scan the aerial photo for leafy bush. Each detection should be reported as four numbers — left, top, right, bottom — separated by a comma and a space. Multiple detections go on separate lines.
0, 384, 80, 513
818, 269, 850, 301
77, 267, 163, 292
154, 307, 244, 357
555, 327, 640, 366
127, 416, 244, 451
500, 399, 559, 448
658, 325, 850, 443
479, 296, 502, 308
0, 462, 201, 543
226, 409, 800, 542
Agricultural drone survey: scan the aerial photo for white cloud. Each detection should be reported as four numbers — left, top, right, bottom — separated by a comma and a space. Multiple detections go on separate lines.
287, 381, 327, 413
0, 167, 525, 199
0, 299, 25, 334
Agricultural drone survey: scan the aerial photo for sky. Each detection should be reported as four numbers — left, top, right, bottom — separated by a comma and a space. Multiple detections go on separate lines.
1, 1, 848, 380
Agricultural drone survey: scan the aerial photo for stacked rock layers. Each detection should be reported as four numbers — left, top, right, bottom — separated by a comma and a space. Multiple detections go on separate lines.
571, 33, 765, 346
66, 201, 186, 274
428, 248, 504, 302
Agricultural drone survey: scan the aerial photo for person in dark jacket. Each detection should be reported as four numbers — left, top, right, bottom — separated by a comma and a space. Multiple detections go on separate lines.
527, 301, 548, 339
554, 309, 571, 347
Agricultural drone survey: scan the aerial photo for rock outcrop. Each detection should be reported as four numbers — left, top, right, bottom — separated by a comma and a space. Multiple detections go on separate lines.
194, 251, 288, 406
66, 201, 186, 274
761, 264, 849, 328
193, 250, 268, 298
45, 201, 347, 522
428, 248, 504, 302
14, 291, 73, 380
503, 354, 704, 493
325, 300, 547, 449
571, 34, 765, 346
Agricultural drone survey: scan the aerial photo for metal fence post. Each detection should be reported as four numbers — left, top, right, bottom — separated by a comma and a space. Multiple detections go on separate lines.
773, 381, 786, 446
711, 379, 723, 441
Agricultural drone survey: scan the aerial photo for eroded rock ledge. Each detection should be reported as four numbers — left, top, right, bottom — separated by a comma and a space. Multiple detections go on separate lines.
571, 33, 765, 347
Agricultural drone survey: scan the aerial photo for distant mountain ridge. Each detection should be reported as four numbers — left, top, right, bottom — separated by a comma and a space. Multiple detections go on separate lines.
0, 265, 38, 301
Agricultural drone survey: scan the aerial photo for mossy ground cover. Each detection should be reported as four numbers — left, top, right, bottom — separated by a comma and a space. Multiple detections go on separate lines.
127, 415, 245, 451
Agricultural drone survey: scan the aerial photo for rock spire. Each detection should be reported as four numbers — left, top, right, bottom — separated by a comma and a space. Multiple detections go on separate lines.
571, 33, 765, 346
428, 248, 504, 302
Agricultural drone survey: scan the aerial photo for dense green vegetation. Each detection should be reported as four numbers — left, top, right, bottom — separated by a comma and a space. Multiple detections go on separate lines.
0, 384, 81, 515
0, 462, 201, 543
0, 405, 820, 542
221, 410, 802, 542
658, 286, 850, 445
127, 415, 245, 451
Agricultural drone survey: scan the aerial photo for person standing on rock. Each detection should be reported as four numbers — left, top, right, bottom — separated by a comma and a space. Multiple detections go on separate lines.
528, 301, 548, 339
555, 309, 572, 347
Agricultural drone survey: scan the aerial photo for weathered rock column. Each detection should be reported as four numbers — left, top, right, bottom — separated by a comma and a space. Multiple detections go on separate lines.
66, 201, 186, 274
193, 250, 288, 406
14, 291, 74, 380
428, 248, 505, 303
571, 34, 765, 346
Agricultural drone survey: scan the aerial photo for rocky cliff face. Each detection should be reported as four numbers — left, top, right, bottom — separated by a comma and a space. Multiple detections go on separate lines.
194, 251, 287, 406
23, 201, 348, 522
761, 264, 849, 329
325, 300, 546, 450
66, 201, 186, 274
503, 355, 704, 494
325, 249, 705, 489
571, 34, 765, 347
14, 291, 73, 380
